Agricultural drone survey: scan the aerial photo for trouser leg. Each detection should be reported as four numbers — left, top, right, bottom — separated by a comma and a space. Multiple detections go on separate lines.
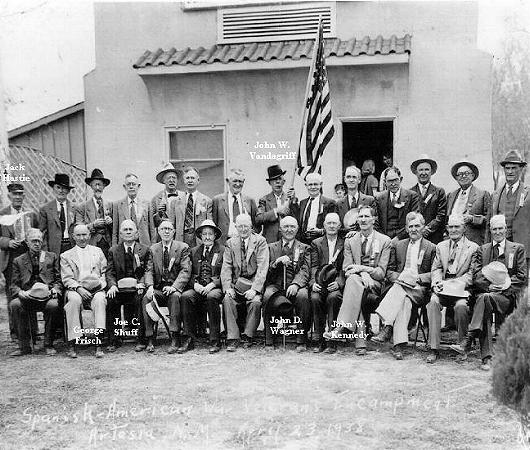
327, 290, 343, 330
223, 294, 240, 341
11, 298, 31, 350
427, 293, 442, 350
292, 288, 311, 344
206, 289, 223, 343
336, 274, 364, 331
244, 296, 262, 338
453, 299, 469, 342
393, 298, 412, 346
42, 298, 60, 347
180, 289, 199, 339
167, 292, 181, 333
311, 291, 326, 337
64, 291, 83, 342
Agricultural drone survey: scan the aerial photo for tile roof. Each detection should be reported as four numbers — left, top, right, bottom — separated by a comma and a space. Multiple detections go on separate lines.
133, 34, 411, 69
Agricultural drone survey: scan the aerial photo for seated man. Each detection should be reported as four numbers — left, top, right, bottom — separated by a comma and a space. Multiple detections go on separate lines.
221, 214, 269, 351
106, 220, 151, 352
62, 224, 108, 358
426, 213, 479, 363
310, 213, 345, 354
143, 220, 191, 353
372, 212, 436, 359
10, 228, 62, 356
324, 206, 392, 355
180, 219, 225, 354
451, 215, 527, 370
262, 216, 311, 351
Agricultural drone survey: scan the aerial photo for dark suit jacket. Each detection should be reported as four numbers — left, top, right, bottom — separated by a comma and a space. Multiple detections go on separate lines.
446, 184, 490, 245
375, 189, 420, 240
212, 192, 259, 245
297, 195, 337, 238
410, 183, 447, 244
474, 240, 527, 300
490, 183, 530, 252
255, 191, 298, 243
0, 206, 39, 273
310, 235, 345, 289
266, 239, 310, 288
188, 242, 225, 288
337, 193, 375, 225
220, 233, 269, 293
150, 189, 185, 238
39, 199, 76, 255
386, 238, 436, 304
74, 198, 113, 249
106, 242, 151, 287
144, 241, 191, 293
11, 251, 62, 298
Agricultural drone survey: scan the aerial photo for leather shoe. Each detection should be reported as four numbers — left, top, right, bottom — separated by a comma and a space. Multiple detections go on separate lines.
146, 344, 155, 353
9, 348, 31, 357
209, 345, 220, 354
391, 346, 404, 360
313, 340, 326, 353
372, 324, 393, 343
481, 358, 491, 371
177, 337, 194, 354
226, 340, 238, 352
135, 344, 147, 352
95, 347, 104, 358
66, 346, 77, 359
355, 348, 367, 356
296, 344, 306, 353
324, 345, 337, 354
167, 344, 179, 354
45, 347, 57, 356
242, 338, 254, 349
106, 345, 117, 353
426, 351, 438, 363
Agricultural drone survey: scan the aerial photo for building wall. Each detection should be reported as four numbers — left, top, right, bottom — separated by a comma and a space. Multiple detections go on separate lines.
85, 1, 492, 202
9, 109, 86, 169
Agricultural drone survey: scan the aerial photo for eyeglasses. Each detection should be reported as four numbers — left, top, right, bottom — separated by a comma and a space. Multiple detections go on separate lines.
456, 171, 473, 178
159, 227, 174, 232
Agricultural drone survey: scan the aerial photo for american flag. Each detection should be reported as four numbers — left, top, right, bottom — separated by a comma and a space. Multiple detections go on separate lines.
296, 19, 335, 178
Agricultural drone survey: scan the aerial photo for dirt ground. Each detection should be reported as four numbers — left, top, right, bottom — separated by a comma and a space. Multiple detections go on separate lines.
0, 293, 522, 450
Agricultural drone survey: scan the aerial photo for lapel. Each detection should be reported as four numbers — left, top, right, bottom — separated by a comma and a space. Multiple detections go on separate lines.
233, 237, 241, 269
514, 185, 529, 216
397, 190, 406, 219
447, 190, 456, 215
352, 234, 361, 264
117, 244, 126, 273
49, 201, 61, 228
153, 243, 162, 275
321, 238, 330, 264
121, 197, 130, 220
454, 237, 469, 272
136, 199, 146, 220
382, 192, 390, 224
484, 242, 493, 264
222, 193, 229, 218
441, 240, 450, 272
417, 238, 427, 267
467, 185, 477, 211
504, 240, 516, 268
68, 247, 81, 273
38, 251, 46, 272
246, 234, 256, 263
266, 192, 277, 208
399, 239, 410, 269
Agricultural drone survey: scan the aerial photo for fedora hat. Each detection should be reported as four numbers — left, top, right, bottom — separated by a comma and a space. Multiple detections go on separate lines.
27, 282, 51, 301
481, 261, 511, 291
343, 208, 359, 230
315, 264, 338, 288
234, 277, 253, 295
48, 173, 74, 190
266, 164, 286, 181
117, 277, 137, 291
500, 149, 527, 167
411, 155, 438, 175
195, 219, 222, 240
395, 269, 418, 289
451, 161, 479, 180
79, 274, 102, 292
438, 278, 470, 298
156, 163, 180, 184
85, 168, 110, 186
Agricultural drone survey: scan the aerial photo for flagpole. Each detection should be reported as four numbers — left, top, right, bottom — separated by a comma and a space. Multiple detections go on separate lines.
289, 17, 324, 188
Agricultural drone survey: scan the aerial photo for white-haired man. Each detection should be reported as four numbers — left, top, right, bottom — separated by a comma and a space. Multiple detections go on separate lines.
297, 172, 337, 245
62, 224, 108, 358
337, 165, 375, 228
212, 168, 258, 245
425, 213, 479, 363
451, 215, 527, 370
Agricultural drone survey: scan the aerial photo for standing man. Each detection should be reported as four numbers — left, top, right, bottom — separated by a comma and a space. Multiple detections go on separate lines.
409, 156, 447, 244
256, 165, 297, 243
379, 151, 393, 191
151, 163, 183, 239
61, 224, 108, 359
212, 169, 258, 245
113, 173, 153, 246
490, 149, 530, 266
0, 183, 38, 339
372, 212, 436, 360
262, 216, 311, 351
142, 221, 191, 353
446, 161, 490, 245
297, 172, 337, 245
180, 220, 225, 354
221, 214, 269, 351
375, 167, 419, 241
324, 206, 392, 355
168, 166, 213, 247
106, 220, 151, 352
9, 229, 62, 356
310, 212, 345, 353
451, 215, 527, 370
337, 165, 375, 229
39, 173, 76, 255
425, 214, 479, 364
75, 169, 113, 257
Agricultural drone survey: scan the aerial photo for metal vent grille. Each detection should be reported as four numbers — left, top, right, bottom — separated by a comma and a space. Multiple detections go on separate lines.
218, 3, 336, 44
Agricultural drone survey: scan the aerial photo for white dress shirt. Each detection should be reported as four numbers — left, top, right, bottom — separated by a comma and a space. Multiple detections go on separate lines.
348, 192, 359, 209
453, 187, 470, 215
228, 193, 244, 224
307, 195, 321, 230
327, 237, 337, 264
507, 181, 520, 195
406, 238, 422, 269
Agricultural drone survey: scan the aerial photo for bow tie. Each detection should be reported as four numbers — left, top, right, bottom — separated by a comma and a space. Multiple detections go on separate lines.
167, 193, 178, 198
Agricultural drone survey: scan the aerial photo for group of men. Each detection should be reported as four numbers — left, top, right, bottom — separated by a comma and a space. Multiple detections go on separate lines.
2, 149, 529, 370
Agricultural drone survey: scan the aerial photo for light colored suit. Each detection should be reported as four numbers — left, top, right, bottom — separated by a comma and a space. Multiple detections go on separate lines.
168, 190, 213, 246
427, 236, 479, 350
61, 244, 108, 342
150, 189, 185, 241
39, 199, 76, 255
221, 232, 269, 340
337, 230, 392, 348
112, 196, 153, 247
212, 192, 258, 245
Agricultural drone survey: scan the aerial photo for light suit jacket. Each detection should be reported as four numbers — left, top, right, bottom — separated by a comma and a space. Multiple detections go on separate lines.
343, 230, 392, 282
168, 190, 213, 245
0, 206, 39, 272
112, 196, 153, 247
74, 198, 113, 248
60, 244, 107, 291
431, 236, 479, 289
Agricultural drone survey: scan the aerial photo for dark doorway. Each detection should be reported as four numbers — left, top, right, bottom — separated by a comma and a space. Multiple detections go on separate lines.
342, 121, 393, 182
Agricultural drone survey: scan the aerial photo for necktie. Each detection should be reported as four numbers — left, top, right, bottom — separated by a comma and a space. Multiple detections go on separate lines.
59, 202, 66, 235
454, 190, 468, 215
125, 246, 134, 275
361, 237, 368, 257
492, 243, 500, 260
448, 242, 458, 272
241, 239, 248, 275
421, 186, 427, 198
127, 246, 133, 256
130, 200, 137, 224
203, 246, 211, 259
96, 198, 104, 219
232, 195, 240, 221
163, 246, 169, 275
405, 244, 412, 269
184, 194, 194, 232
349, 195, 357, 209
302, 197, 314, 230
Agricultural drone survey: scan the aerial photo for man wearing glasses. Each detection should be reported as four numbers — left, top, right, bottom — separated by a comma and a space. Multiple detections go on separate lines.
446, 161, 490, 246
